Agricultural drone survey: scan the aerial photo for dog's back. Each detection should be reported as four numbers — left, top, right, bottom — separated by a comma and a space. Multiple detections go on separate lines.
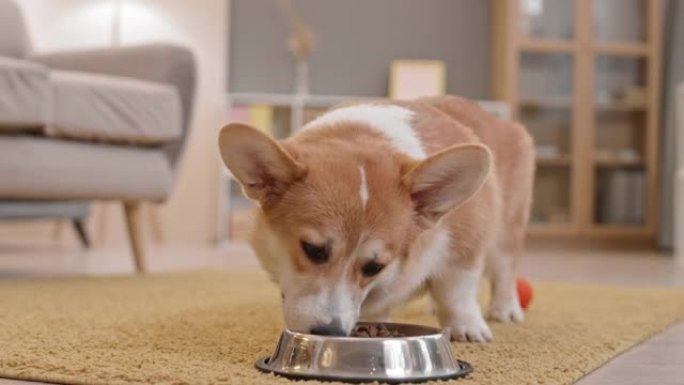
306, 95, 535, 265
417, 95, 535, 260
332, 95, 534, 264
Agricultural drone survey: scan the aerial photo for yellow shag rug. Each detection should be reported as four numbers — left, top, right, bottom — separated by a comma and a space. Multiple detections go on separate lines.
1, 271, 684, 385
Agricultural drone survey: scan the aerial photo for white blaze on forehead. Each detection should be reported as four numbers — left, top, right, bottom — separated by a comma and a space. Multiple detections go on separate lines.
359, 166, 369, 208
303, 104, 426, 159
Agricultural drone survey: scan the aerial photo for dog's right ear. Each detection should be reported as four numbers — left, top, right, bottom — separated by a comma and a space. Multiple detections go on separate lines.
402, 143, 491, 225
218, 123, 307, 205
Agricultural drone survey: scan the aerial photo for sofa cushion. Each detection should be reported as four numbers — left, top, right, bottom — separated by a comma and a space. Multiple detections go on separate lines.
0, 57, 49, 130
0, 136, 174, 201
47, 70, 182, 145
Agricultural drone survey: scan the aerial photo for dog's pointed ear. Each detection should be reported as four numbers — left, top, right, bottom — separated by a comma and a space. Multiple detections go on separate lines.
403, 144, 491, 224
218, 123, 307, 205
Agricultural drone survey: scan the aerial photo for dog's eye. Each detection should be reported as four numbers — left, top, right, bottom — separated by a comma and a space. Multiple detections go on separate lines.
301, 241, 329, 264
361, 261, 385, 277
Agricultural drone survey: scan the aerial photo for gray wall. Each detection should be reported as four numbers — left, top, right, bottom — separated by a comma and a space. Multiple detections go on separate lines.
229, 0, 491, 99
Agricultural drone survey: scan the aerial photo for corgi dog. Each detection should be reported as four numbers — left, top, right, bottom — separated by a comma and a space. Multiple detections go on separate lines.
218, 95, 534, 342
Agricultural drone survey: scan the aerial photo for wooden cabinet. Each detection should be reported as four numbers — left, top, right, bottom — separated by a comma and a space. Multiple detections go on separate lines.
492, 0, 662, 239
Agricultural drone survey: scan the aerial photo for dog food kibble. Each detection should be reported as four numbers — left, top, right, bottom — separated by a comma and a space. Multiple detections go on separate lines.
351, 324, 405, 338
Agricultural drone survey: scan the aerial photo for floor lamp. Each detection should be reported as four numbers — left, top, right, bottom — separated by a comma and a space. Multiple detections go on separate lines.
111, 0, 123, 47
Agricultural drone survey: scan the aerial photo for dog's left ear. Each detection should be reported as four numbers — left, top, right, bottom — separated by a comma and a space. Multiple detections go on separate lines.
403, 144, 492, 224
218, 123, 307, 206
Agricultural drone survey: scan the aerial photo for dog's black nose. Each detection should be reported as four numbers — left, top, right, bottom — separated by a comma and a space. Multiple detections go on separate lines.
309, 317, 346, 336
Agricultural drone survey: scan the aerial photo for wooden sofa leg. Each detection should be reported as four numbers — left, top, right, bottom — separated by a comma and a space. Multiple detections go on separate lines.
71, 219, 91, 248
123, 202, 146, 273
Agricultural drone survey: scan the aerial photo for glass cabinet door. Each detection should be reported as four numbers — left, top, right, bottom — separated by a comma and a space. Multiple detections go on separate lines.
593, 55, 648, 226
593, 0, 646, 43
518, 52, 574, 224
518, 0, 574, 40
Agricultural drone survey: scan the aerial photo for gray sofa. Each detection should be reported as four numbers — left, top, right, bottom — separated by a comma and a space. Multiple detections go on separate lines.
0, 0, 196, 272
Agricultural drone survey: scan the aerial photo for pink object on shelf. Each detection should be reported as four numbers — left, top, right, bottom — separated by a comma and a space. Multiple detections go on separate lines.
228, 105, 250, 123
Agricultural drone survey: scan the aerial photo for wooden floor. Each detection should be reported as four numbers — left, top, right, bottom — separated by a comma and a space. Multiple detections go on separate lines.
0, 238, 683, 385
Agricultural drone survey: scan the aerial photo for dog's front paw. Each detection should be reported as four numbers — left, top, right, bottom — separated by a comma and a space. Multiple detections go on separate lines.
488, 297, 524, 323
444, 313, 493, 343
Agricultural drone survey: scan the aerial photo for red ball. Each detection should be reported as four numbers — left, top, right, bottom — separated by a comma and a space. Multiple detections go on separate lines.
516, 277, 533, 310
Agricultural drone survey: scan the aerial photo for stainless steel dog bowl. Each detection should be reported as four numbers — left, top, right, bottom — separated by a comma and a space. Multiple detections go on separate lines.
255, 322, 472, 383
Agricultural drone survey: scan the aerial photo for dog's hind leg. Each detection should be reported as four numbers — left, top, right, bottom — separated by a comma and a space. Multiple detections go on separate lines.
487, 120, 534, 323
486, 245, 524, 323
486, 164, 532, 323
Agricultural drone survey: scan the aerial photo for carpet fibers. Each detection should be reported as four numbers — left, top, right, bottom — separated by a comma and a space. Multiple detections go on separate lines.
1, 271, 684, 385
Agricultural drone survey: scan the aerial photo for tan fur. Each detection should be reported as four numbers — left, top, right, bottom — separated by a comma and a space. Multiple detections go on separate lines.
218, 95, 534, 340
419, 96, 535, 263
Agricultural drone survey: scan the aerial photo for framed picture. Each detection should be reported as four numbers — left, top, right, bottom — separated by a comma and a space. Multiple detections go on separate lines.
389, 60, 446, 100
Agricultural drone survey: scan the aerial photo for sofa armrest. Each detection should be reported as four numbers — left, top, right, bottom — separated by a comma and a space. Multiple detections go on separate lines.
29, 44, 196, 166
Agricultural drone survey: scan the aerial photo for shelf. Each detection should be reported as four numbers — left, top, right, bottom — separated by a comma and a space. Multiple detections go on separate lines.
528, 223, 576, 236
595, 103, 647, 112
519, 97, 573, 109
528, 223, 653, 238
518, 41, 648, 56
584, 225, 653, 238
519, 99, 645, 112
519, 39, 575, 53
537, 155, 572, 166
228, 92, 372, 108
227, 93, 512, 120
594, 43, 649, 57
595, 158, 644, 168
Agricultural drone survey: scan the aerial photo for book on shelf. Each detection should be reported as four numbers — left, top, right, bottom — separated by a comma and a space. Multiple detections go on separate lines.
228, 104, 274, 136
597, 169, 645, 225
